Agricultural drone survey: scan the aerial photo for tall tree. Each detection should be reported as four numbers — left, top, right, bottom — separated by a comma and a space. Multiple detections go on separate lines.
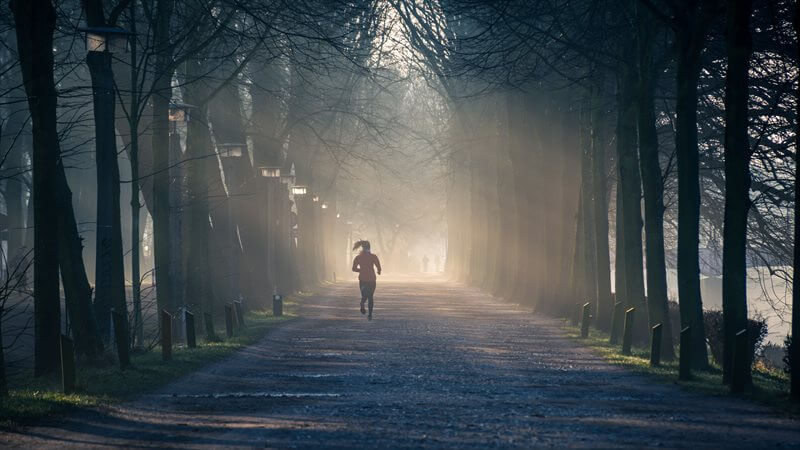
721, 0, 754, 391
10, 0, 61, 376
590, 71, 613, 331
82, 0, 129, 341
182, 53, 216, 337
636, 5, 675, 358
615, 17, 647, 329
642, 0, 720, 369
151, 0, 176, 317
792, 0, 800, 403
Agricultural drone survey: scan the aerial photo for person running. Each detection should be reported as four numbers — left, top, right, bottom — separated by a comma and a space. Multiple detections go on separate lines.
352, 240, 381, 320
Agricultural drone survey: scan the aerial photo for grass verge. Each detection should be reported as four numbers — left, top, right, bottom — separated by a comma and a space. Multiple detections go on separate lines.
0, 300, 298, 429
563, 323, 799, 415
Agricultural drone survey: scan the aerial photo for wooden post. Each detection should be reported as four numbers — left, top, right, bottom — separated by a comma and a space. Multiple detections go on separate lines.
580, 302, 591, 338
621, 307, 636, 355
731, 328, 748, 393
111, 309, 130, 368
204, 312, 216, 341
273, 294, 283, 317
185, 310, 196, 349
59, 335, 75, 394
161, 310, 172, 361
679, 326, 692, 380
650, 323, 663, 367
225, 303, 234, 338
609, 301, 623, 344
234, 300, 245, 328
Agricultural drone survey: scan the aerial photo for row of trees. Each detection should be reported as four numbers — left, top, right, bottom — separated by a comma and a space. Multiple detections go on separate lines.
1, 0, 411, 388
396, 0, 799, 397
5, 0, 798, 404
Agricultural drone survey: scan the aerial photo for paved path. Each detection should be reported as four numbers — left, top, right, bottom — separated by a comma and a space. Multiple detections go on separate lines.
3, 276, 800, 448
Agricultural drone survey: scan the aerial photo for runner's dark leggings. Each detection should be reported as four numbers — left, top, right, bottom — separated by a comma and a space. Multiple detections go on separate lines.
359, 281, 376, 314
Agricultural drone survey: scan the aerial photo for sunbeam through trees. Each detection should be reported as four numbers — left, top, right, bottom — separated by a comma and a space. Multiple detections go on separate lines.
1, 0, 800, 446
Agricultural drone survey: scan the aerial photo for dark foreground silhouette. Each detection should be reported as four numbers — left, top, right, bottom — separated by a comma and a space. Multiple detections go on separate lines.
3, 275, 799, 448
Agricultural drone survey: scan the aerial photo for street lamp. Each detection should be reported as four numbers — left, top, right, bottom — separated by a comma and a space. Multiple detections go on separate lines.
168, 103, 194, 134
321, 203, 328, 209
169, 102, 194, 124
79, 26, 132, 54
312, 196, 319, 203
280, 173, 296, 185
291, 185, 308, 196
260, 166, 281, 178
219, 143, 245, 158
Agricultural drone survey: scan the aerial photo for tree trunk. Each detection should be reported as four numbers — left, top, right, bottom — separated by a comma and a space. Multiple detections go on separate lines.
580, 99, 598, 308
11, 0, 61, 376
151, 0, 176, 318
637, 10, 675, 359
614, 175, 626, 308
468, 103, 491, 288
721, 0, 754, 390
128, 0, 144, 347
591, 73, 613, 331
249, 63, 284, 167
616, 56, 646, 324
507, 90, 538, 305
0, 105, 27, 261
183, 59, 215, 333
557, 108, 583, 316
86, 48, 127, 341
0, 312, 6, 396
492, 103, 517, 298
573, 190, 587, 304
791, 0, 800, 403
54, 160, 104, 359
675, 30, 710, 370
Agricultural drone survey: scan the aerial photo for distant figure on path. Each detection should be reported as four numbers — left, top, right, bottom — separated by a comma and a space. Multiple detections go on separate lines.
422, 255, 429, 273
352, 240, 381, 321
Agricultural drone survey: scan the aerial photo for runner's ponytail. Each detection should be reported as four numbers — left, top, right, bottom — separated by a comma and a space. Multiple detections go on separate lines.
353, 240, 371, 251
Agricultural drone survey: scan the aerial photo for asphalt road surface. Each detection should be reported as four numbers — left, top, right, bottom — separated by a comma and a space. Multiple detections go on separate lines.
3, 275, 800, 448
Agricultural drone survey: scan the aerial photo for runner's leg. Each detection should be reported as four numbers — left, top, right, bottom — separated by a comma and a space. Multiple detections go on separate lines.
367, 282, 375, 320
359, 281, 367, 314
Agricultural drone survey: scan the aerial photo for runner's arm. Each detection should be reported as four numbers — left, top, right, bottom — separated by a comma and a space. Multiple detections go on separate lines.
352, 258, 360, 273
375, 255, 382, 275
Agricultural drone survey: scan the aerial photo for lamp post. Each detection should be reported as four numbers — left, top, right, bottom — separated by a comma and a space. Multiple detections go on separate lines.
346, 221, 354, 272
79, 26, 132, 53
167, 102, 193, 314
219, 143, 246, 304
293, 185, 319, 286
312, 196, 325, 281
219, 142, 245, 158
80, 26, 132, 341
288, 185, 306, 289
274, 173, 294, 293
319, 201, 331, 279
259, 166, 282, 298
169, 103, 194, 132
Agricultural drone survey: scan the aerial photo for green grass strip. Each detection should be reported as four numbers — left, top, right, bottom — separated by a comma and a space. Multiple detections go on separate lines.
563, 323, 799, 415
1, 301, 298, 429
